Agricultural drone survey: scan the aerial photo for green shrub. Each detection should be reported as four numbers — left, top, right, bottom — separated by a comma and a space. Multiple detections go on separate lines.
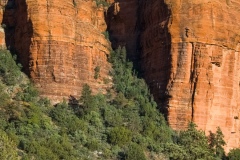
15, 83, 39, 102
108, 126, 132, 146
85, 139, 100, 151
125, 143, 146, 160
208, 127, 226, 159
0, 45, 228, 160
94, 66, 100, 79
176, 122, 215, 159
228, 148, 240, 160
0, 82, 10, 107
50, 102, 87, 135
94, 0, 110, 7
102, 31, 109, 40
0, 129, 18, 160
0, 50, 22, 85
163, 143, 187, 160
103, 105, 123, 127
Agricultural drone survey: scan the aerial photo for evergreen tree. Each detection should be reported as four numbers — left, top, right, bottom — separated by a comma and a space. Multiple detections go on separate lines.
125, 143, 146, 160
176, 122, 215, 160
208, 127, 226, 159
228, 148, 240, 160
0, 47, 233, 159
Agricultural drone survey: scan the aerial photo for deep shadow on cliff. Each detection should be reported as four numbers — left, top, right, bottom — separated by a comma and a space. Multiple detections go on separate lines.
2, 0, 33, 76
106, 0, 172, 119
105, 0, 141, 69
138, 0, 172, 120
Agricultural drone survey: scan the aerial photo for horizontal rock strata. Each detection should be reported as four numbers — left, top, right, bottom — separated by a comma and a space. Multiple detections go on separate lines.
107, 0, 240, 151
2, 0, 111, 103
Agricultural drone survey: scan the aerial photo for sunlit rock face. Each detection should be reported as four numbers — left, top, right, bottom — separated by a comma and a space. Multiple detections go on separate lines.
2, 0, 111, 103
142, 0, 240, 152
107, 0, 240, 152
1, 0, 240, 152
0, 0, 7, 49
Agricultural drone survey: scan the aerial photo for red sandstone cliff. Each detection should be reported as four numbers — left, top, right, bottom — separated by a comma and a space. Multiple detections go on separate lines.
0, 1, 6, 48
1, 0, 240, 152
2, 0, 111, 103
167, 0, 240, 152
107, 0, 240, 151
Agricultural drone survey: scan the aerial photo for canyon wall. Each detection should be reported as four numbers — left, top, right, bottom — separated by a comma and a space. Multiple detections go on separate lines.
0, 0, 6, 48
140, 0, 240, 152
2, 0, 111, 103
171, 0, 240, 152
107, 0, 240, 151
0, 0, 240, 151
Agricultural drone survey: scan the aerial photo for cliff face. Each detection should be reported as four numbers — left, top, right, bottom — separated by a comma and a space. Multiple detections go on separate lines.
0, 1, 6, 48
2, 0, 111, 103
107, 0, 240, 151
171, 0, 240, 152
1, 0, 240, 151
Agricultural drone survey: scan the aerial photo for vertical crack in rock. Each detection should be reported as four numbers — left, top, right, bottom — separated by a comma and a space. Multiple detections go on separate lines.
189, 42, 202, 122
189, 42, 196, 122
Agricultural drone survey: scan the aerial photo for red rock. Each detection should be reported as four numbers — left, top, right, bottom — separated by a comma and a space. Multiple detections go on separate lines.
2, 0, 112, 103
141, 0, 240, 152
107, 0, 240, 151
0, 1, 6, 49
1, 0, 240, 152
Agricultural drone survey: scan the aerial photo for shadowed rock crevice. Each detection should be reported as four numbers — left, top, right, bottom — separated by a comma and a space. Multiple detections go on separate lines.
106, 0, 171, 118
106, 0, 172, 119
2, 0, 33, 76
106, 0, 140, 65
138, 0, 172, 119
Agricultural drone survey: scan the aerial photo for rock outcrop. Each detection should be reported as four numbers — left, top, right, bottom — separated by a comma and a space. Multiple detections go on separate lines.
107, 0, 240, 151
2, 0, 111, 103
141, 0, 240, 152
1, 0, 240, 152
0, 0, 6, 48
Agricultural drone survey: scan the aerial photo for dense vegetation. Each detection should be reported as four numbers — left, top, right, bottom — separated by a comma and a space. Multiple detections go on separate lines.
0, 48, 239, 159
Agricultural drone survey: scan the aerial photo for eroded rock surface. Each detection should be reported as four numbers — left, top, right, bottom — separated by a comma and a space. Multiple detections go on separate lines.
1, 0, 240, 152
107, 0, 240, 151
2, 0, 111, 103
0, 0, 6, 48
141, 0, 240, 152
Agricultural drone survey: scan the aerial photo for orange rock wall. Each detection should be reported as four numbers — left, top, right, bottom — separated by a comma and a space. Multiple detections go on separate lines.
107, 0, 240, 151
0, 0, 6, 48
2, 0, 111, 103
140, 0, 240, 152
1, 0, 240, 152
